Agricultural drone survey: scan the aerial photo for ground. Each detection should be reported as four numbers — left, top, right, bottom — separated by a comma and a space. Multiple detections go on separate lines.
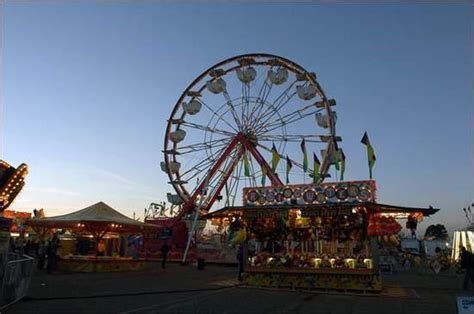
5, 263, 470, 314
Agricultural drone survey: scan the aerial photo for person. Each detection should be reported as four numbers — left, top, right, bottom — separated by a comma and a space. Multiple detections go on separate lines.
160, 242, 171, 269
37, 240, 46, 270
46, 233, 60, 274
460, 246, 474, 290
236, 244, 245, 281
97, 240, 106, 256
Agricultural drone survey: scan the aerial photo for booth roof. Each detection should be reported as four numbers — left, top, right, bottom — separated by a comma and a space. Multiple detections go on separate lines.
26, 201, 158, 229
204, 202, 439, 218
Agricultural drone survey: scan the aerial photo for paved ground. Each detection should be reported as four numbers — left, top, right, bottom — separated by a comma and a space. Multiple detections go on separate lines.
5, 263, 471, 314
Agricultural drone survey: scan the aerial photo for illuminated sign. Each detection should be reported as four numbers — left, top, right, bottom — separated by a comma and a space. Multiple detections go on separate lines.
243, 180, 376, 207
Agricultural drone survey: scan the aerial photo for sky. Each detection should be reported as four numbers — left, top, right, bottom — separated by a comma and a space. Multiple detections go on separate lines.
1, 2, 472, 235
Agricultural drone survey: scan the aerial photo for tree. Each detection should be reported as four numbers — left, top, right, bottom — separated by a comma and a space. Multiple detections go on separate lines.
424, 224, 449, 241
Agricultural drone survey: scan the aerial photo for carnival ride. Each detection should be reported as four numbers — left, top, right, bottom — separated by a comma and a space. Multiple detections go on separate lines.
146, 53, 341, 251
0, 160, 28, 212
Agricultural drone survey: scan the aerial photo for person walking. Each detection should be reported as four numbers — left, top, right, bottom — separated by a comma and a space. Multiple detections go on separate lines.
37, 240, 46, 270
460, 247, 474, 290
46, 233, 60, 274
237, 245, 245, 281
160, 242, 171, 269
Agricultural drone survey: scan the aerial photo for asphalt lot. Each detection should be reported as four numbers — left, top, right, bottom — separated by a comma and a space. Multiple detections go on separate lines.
5, 263, 470, 314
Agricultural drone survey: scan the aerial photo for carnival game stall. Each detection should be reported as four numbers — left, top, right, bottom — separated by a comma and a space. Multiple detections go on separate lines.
26, 202, 158, 272
206, 180, 438, 292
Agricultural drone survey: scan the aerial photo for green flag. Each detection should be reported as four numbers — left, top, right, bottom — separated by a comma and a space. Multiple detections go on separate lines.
300, 138, 308, 172
271, 143, 281, 172
261, 165, 267, 186
243, 152, 251, 177
361, 132, 376, 179
339, 149, 346, 181
332, 138, 340, 171
313, 153, 320, 183
286, 155, 293, 184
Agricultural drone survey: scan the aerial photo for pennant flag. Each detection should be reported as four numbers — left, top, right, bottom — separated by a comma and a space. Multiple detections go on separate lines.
286, 156, 293, 184
313, 153, 320, 184
339, 150, 346, 181
243, 152, 251, 177
361, 132, 376, 179
271, 143, 281, 172
261, 165, 267, 186
300, 139, 308, 172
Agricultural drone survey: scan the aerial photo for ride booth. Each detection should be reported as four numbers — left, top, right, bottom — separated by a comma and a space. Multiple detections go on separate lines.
205, 180, 438, 293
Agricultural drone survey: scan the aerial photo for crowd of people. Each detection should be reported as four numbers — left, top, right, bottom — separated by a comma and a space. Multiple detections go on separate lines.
9, 233, 60, 274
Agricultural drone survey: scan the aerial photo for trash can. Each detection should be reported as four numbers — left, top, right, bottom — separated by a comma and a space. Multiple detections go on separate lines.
197, 258, 205, 270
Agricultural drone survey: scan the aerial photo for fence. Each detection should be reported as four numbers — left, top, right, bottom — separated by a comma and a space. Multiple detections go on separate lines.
0, 253, 35, 308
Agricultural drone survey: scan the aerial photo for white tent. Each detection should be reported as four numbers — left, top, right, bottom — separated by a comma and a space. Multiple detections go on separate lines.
451, 226, 474, 261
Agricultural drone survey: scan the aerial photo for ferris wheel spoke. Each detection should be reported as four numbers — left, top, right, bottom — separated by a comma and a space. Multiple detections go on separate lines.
222, 90, 243, 131
228, 154, 244, 207
247, 78, 273, 129
258, 134, 330, 143
179, 158, 217, 183
180, 121, 236, 137
257, 103, 324, 135
199, 98, 239, 133
241, 82, 251, 129
176, 138, 231, 155
250, 79, 298, 129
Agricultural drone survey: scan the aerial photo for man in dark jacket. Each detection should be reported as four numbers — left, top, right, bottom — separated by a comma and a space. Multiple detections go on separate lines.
160, 242, 171, 269
236, 245, 245, 281
460, 247, 474, 290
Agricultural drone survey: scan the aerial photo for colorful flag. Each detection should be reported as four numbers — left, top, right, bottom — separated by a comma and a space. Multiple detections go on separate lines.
332, 137, 340, 171
300, 138, 308, 172
243, 152, 251, 177
286, 155, 293, 184
261, 165, 267, 186
271, 143, 281, 172
313, 153, 320, 183
361, 132, 376, 179
340, 149, 346, 181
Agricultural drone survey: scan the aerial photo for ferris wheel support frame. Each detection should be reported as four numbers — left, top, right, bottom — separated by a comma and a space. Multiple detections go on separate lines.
177, 132, 284, 220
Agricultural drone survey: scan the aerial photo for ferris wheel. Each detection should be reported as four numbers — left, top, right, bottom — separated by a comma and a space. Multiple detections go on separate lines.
161, 53, 340, 219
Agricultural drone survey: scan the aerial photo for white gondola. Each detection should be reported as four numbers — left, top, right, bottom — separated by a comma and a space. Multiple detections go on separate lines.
267, 68, 288, 85
315, 111, 337, 129
296, 84, 317, 100
161, 161, 181, 173
160, 161, 167, 172
206, 78, 226, 94
168, 161, 181, 173
182, 99, 202, 115
169, 129, 186, 143
236, 67, 257, 83
167, 193, 183, 205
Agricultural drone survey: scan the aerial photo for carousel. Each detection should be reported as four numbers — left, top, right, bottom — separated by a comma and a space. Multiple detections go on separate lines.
26, 201, 158, 272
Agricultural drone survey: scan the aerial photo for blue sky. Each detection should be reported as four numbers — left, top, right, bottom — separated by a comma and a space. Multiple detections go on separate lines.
2, 2, 472, 234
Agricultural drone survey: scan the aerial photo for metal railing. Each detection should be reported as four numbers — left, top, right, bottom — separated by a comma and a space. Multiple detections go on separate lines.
0, 253, 35, 308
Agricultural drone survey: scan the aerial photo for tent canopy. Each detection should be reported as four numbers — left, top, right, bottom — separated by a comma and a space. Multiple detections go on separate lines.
26, 201, 158, 232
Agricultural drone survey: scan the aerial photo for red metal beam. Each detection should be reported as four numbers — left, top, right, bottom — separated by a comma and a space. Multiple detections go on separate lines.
178, 134, 243, 219
241, 139, 284, 187
202, 145, 245, 212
